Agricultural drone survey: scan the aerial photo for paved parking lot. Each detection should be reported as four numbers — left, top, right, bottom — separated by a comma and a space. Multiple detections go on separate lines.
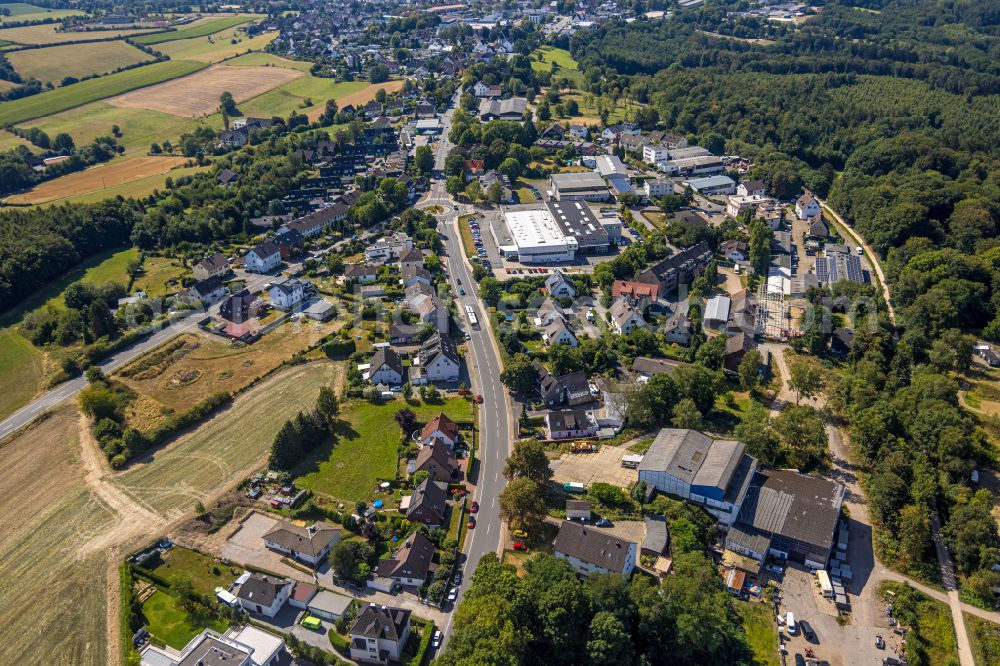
550, 443, 639, 488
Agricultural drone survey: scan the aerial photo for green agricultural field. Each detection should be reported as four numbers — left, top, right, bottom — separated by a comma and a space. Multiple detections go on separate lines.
133, 14, 262, 45
0, 3, 84, 21
6, 40, 153, 85
141, 590, 227, 650
0, 329, 42, 419
18, 100, 202, 152
294, 397, 474, 503
216, 77, 370, 121
154, 24, 276, 62
0, 23, 152, 45
226, 51, 312, 71
0, 59, 207, 125
113, 361, 341, 516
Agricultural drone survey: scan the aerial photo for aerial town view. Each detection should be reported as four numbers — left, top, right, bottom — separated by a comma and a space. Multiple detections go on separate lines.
0, 0, 998, 664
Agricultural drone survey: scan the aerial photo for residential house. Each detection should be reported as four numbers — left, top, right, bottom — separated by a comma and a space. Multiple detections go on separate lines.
411, 439, 457, 483
193, 252, 230, 281
368, 348, 404, 386
610, 298, 645, 335
545, 270, 576, 298
417, 333, 461, 382
463, 159, 486, 181
365, 232, 413, 263
139, 626, 285, 666
631, 356, 687, 382
737, 180, 766, 197
345, 264, 379, 283
612, 279, 659, 303
219, 129, 248, 147
234, 573, 292, 618
637, 242, 713, 295
644, 179, 673, 199
643, 145, 670, 164
543, 318, 579, 347
405, 479, 449, 526
349, 604, 412, 665
663, 312, 694, 346
569, 124, 588, 139
375, 532, 437, 587
262, 520, 340, 566
183, 277, 227, 306
795, 192, 821, 220
401, 265, 432, 289
720, 239, 749, 263
267, 277, 307, 310
419, 412, 460, 448
398, 247, 424, 270
535, 361, 593, 408
274, 229, 304, 261
553, 520, 637, 577
727, 289, 757, 337
534, 297, 567, 327
724, 332, 757, 374
540, 123, 566, 140
807, 215, 829, 238
220, 289, 262, 323
638, 428, 758, 525
545, 409, 598, 440
245, 241, 281, 274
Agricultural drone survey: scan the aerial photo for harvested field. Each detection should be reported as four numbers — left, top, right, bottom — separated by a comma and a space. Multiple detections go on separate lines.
0, 23, 153, 45
4, 155, 190, 204
0, 59, 207, 125
51, 165, 210, 205
7, 40, 153, 84
115, 319, 338, 413
0, 406, 116, 666
155, 25, 276, 62
107, 63, 303, 118
113, 360, 343, 516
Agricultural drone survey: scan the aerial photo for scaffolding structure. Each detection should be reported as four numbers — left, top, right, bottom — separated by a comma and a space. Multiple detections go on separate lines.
756, 279, 789, 340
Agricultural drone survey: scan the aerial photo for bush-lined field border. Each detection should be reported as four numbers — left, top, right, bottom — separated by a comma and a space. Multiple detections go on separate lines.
0, 59, 207, 125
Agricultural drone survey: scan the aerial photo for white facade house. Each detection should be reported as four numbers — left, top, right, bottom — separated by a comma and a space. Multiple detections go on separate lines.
140, 626, 285, 666
367, 348, 404, 386
545, 271, 577, 298
365, 232, 413, 263
268, 278, 306, 310
644, 179, 673, 198
543, 319, 579, 347
417, 334, 460, 382
233, 573, 292, 618
642, 145, 670, 164
262, 520, 340, 566
795, 193, 822, 220
611, 299, 646, 335
245, 242, 281, 274
349, 605, 412, 665
553, 520, 637, 577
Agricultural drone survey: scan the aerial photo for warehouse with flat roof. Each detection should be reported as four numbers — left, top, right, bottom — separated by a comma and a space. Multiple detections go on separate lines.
498, 201, 614, 263
549, 172, 612, 202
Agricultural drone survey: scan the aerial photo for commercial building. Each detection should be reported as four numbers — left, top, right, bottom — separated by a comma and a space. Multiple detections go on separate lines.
726, 469, 846, 569
498, 201, 614, 263
659, 155, 725, 177
682, 175, 737, 195
478, 97, 527, 121
549, 172, 612, 202
638, 428, 758, 525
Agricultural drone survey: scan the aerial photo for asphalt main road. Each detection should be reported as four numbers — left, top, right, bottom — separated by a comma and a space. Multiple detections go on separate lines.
421, 94, 513, 642
0, 271, 277, 441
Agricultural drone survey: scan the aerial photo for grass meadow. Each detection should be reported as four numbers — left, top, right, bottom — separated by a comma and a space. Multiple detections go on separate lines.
133, 14, 262, 45
6, 40, 153, 85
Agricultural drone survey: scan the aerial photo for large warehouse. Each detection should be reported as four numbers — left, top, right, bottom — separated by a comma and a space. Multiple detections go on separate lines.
496, 201, 614, 263
549, 172, 612, 202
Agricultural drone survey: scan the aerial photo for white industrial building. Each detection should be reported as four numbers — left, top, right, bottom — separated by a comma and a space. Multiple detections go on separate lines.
496, 201, 618, 264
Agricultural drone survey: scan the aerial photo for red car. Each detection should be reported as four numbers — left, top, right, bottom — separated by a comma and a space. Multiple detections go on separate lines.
475, 394, 483, 404
467, 516, 476, 529
512, 541, 527, 551
470, 501, 479, 513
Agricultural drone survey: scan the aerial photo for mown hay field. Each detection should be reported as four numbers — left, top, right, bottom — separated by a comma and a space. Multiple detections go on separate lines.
5, 155, 190, 204
132, 14, 262, 45
154, 23, 276, 62
0, 23, 152, 44
106, 63, 303, 117
6, 40, 153, 84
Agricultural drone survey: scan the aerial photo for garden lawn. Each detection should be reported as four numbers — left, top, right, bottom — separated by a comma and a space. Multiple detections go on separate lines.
735, 601, 779, 666
295, 397, 474, 503
142, 590, 227, 650
142, 546, 236, 596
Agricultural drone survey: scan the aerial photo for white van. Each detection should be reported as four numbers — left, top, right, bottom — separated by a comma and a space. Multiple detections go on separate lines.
786, 611, 797, 635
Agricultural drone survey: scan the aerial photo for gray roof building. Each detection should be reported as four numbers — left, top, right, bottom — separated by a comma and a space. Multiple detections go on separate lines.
553, 520, 637, 576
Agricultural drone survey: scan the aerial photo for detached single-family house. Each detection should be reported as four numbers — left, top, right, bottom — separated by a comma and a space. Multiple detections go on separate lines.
543, 318, 579, 347
398, 247, 424, 270
183, 277, 227, 305
724, 333, 758, 374
663, 312, 694, 346
612, 279, 659, 303
220, 289, 262, 323
569, 124, 588, 139
534, 297, 567, 327
720, 239, 749, 262
545, 271, 576, 298
193, 252, 230, 281
234, 573, 292, 618
245, 241, 281, 274
737, 180, 766, 197
375, 532, 437, 587
553, 520, 637, 577
418, 334, 461, 382
545, 409, 598, 440
401, 265, 432, 289
419, 412, 460, 448
262, 520, 340, 566
610, 299, 645, 335
268, 278, 307, 310
349, 604, 412, 664
807, 215, 830, 238
405, 479, 449, 526
368, 348, 404, 386
345, 264, 379, 284
795, 192, 821, 220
